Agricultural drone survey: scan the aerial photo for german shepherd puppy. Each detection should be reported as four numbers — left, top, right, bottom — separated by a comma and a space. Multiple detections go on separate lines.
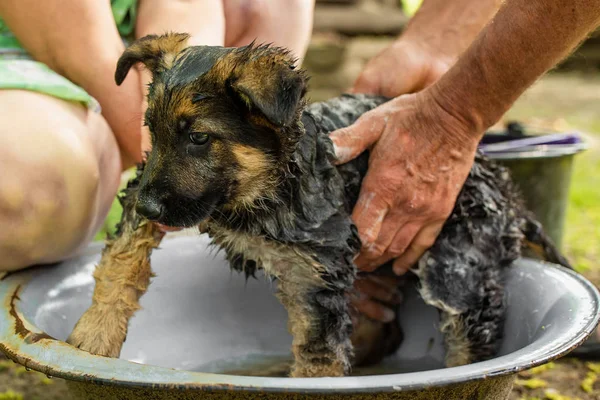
67, 33, 571, 377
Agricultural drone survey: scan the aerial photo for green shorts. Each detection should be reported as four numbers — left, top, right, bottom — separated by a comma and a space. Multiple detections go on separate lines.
0, 0, 138, 112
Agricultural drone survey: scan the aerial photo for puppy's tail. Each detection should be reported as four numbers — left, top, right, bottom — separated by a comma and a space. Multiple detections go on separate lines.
521, 214, 573, 270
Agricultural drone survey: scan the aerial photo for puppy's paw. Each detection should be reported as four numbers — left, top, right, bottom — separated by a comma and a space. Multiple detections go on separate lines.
66, 305, 128, 358
290, 360, 347, 378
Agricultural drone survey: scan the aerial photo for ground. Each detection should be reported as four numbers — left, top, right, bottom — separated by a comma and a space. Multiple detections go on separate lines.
0, 72, 599, 399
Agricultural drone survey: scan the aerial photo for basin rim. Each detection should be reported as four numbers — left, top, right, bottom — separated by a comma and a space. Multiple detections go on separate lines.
0, 242, 598, 394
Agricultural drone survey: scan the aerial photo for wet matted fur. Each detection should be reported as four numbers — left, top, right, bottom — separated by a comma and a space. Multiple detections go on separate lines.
67, 33, 572, 377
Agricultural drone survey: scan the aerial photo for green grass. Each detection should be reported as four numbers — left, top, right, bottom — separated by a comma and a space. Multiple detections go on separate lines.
94, 196, 123, 242
563, 150, 600, 273
401, 0, 423, 17
0, 391, 23, 400
93, 168, 134, 242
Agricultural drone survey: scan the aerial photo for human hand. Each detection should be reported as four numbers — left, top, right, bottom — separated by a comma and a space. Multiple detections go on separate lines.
331, 90, 479, 275
350, 39, 453, 98
350, 275, 403, 323
350, 0, 503, 99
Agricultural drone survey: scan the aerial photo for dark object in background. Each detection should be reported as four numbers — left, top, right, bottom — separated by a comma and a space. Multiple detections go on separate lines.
480, 124, 586, 250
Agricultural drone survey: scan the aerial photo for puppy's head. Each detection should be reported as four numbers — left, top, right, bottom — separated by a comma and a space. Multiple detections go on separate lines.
116, 33, 308, 227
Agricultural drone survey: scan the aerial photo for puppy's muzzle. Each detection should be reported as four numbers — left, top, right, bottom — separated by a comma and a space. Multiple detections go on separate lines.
136, 190, 165, 221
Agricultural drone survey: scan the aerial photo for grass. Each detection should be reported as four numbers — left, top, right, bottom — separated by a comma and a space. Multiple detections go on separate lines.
401, 0, 423, 17
93, 169, 135, 242
94, 196, 123, 242
563, 150, 600, 273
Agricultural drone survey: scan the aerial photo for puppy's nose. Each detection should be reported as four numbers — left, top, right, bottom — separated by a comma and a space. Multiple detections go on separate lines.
136, 197, 164, 221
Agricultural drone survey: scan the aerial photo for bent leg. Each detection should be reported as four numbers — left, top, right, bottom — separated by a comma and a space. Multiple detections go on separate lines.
0, 90, 121, 272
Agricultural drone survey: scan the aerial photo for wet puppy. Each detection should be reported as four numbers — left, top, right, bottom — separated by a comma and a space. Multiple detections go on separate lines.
67, 33, 571, 377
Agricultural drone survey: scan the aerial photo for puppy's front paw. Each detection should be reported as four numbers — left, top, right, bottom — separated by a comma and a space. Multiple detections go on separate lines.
290, 360, 347, 378
66, 305, 128, 358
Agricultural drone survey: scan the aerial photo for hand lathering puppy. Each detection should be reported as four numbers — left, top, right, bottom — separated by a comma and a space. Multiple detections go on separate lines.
67, 33, 572, 377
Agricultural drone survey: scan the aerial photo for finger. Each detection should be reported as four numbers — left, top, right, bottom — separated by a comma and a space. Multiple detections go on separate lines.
155, 223, 184, 233
387, 222, 422, 258
350, 293, 396, 323
352, 191, 389, 264
351, 54, 417, 98
354, 278, 402, 304
350, 68, 381, 95
329, 111, 386, 164
354, 217, 403, 271
355, 251, 394, 272
393, 222, 444, 275
366, 275, 404, 290
359, 223, 421, 270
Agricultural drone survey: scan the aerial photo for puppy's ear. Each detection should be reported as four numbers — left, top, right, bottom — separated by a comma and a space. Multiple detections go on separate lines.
115, 32, 190, 85
231, 45, 308, 127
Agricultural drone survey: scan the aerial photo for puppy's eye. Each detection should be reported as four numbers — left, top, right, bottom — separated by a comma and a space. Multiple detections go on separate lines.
189, 132, 210, 145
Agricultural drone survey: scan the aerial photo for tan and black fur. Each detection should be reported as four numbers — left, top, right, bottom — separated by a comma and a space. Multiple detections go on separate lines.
67, 33, 572, 376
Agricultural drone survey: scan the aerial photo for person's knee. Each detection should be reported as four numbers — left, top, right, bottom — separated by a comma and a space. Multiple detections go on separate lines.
0, 91, 121, 272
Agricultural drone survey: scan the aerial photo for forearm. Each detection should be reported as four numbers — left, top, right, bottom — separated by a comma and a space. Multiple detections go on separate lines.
432, 0, 600, 137
0, 1, 123, 85
400, 0, 503, 61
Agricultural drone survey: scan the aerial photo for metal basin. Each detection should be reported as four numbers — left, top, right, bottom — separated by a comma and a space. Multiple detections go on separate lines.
0, 235, 598, 400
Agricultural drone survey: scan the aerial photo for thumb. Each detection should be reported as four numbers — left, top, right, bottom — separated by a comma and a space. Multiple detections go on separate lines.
349, 68, 381, 95
330, 112, 386, 164
353, 59, 422, 99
